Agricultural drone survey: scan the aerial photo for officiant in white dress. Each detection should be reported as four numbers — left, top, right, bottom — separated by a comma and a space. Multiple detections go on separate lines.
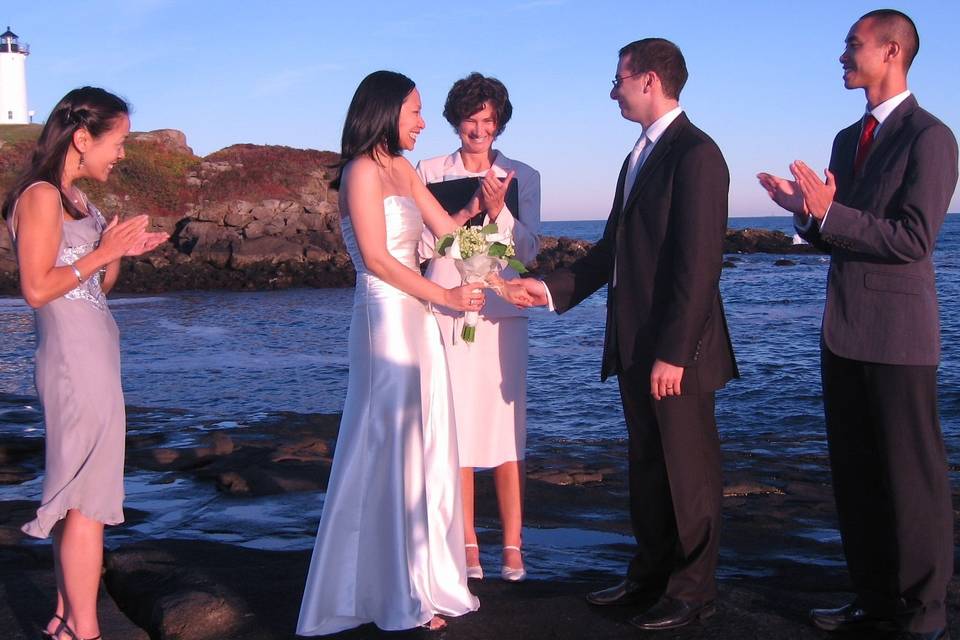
417, 73, 541, 582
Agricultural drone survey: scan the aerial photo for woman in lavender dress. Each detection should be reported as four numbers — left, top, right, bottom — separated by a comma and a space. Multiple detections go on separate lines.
2, 87, 166, 640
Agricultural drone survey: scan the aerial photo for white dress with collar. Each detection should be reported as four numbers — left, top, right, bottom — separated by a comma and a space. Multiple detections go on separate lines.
416, 150, 540, 467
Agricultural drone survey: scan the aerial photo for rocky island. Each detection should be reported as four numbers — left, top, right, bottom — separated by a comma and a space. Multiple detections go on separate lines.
0, 125, 816, 295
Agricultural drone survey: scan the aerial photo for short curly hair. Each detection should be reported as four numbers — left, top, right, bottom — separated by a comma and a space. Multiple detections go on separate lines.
442, 72, 513, 137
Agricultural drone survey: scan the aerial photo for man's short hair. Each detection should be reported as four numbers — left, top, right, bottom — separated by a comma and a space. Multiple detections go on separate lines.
619, 38, 688, 100
860, 9, 920, 70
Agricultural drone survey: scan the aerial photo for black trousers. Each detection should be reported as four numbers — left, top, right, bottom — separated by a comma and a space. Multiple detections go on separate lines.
822, 346, 952, 632
617, 365, 722, 603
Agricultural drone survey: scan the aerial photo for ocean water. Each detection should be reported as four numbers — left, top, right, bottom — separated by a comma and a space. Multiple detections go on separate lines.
2, 214, 959, 468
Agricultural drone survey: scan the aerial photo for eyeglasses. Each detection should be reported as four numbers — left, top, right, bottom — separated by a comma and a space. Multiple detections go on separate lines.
611, 72, 645, 89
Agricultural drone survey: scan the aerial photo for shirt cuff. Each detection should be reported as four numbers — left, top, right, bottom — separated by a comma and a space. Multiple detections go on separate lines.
818, 203, 832, 230
541, 280, 556, 312
794, 212, 815, 233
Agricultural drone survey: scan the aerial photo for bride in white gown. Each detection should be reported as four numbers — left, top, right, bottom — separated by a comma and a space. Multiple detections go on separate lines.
297, 71, 526, 635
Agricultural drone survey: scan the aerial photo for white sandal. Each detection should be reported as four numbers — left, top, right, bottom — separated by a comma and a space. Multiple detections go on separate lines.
501, 545, 527, 582
465, 543, 484, 579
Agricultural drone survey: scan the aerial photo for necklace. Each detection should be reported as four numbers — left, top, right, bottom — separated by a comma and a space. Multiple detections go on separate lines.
63, 185, 87, 215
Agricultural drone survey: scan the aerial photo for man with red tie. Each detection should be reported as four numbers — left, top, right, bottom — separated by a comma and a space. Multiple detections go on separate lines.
759, 9, 958, 640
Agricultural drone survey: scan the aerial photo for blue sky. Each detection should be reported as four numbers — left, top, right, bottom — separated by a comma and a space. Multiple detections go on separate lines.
3, 0, 958, 219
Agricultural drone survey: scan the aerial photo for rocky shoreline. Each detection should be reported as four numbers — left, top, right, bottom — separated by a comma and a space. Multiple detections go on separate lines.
0, 209, 816, 296
0, 127, 816, 296
1, 409, 957, 639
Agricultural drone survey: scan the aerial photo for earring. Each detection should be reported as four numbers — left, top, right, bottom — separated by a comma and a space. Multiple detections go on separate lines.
79, 153, 85, 169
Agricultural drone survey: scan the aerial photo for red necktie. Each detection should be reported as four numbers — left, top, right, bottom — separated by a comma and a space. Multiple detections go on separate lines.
853, 114, 879, 176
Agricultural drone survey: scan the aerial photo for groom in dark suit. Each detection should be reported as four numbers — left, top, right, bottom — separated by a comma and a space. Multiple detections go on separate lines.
759, 9, 958, 639
520, 38, 738, 631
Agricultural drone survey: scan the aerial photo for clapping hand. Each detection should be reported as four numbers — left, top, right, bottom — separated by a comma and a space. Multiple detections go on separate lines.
478, 169, 516, 221
101, 215, 169, 258
756, 172, 808, 216
125, 229, 170, 256
789, 161, 836, 220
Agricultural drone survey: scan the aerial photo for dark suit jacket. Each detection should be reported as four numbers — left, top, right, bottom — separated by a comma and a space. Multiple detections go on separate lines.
798, 95, 959, 366
545, 113, 738, 391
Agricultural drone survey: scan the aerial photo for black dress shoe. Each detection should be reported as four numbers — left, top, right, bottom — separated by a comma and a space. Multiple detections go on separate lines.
809, 603, 896, 632
892, 630, 949, 640
585, 579, 653, 606
629, 597, 716, 631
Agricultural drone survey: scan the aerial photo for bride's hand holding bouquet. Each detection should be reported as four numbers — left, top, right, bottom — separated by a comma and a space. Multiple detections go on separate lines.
443, 282, 487, 314
436, 223, 528, 342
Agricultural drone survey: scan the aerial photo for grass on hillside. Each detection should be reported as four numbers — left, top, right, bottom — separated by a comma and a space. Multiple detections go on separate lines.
0, 124, 41, 145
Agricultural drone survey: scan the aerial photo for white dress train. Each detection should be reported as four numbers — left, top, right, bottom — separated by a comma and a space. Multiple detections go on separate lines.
297, 196, 478, 635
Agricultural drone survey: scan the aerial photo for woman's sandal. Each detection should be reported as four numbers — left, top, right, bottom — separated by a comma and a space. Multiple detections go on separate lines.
501, 545, 527, 582
58, 621, 101, 640
40, 614, 65, 639
464, 543, 483, 579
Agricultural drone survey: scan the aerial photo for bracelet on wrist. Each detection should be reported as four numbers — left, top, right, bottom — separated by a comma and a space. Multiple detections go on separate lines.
70, 264, 83, 285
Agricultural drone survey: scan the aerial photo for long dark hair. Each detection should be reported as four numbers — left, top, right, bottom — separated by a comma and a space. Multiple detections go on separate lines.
332, 71, 415, 189
2, 86, 129, 221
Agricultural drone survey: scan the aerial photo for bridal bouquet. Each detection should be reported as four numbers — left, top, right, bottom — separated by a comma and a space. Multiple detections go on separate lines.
436, 224, 527, 343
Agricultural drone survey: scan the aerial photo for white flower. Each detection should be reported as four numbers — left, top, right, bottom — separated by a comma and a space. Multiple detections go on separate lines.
447, 236, 462, 260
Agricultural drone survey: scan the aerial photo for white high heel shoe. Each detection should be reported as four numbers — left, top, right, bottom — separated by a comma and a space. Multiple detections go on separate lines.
501, 545, 526, 582
465, 543, 483, 579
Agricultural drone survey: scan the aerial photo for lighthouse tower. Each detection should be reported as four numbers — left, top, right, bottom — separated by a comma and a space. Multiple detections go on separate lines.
0, 26, 30, 125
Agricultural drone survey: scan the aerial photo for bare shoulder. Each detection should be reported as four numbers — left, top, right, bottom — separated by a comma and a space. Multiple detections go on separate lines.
390, 156, 420, 190
395, 155, 417, 176
342, 156, 379, 187
16, 182, 62, 220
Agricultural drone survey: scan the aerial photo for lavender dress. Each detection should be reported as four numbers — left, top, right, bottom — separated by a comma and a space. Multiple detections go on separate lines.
9, 182, 125, 538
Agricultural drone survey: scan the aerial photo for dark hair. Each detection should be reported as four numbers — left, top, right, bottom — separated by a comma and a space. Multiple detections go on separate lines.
2, 86, 129, 221
332, 70, 415, 189
618, 38, 688, 100
442, 72, 513, 137
860, 9, 920, 70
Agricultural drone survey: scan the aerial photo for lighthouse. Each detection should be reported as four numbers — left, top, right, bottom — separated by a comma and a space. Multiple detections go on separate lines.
0, 26, 31, 125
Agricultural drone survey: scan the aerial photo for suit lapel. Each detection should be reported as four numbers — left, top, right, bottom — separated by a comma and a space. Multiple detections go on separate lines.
621, 113, 688, 214
849, 95, 917, 200
835, 124, 859, 191
859, 95, 917, 178
612, 154, 630, 214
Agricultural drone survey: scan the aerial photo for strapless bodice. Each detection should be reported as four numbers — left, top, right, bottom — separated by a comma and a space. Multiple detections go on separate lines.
341, 196, 425, 300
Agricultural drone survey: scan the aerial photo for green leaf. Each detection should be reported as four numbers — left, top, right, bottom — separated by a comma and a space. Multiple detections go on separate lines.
480, 223, 499, 235
507, 259, 528, 273
488, 242, 508, 258
436, 234, 454, 256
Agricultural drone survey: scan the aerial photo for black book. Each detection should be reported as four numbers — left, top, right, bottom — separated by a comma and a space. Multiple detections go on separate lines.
426, 176, 519, 227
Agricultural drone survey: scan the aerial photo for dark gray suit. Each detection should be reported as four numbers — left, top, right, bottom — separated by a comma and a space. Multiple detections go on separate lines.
546, 114, 738, 603
799, 95, 958, 632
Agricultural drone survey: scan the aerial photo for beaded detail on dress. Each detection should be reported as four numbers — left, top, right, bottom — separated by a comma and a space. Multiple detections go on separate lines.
62, 204, 108, 311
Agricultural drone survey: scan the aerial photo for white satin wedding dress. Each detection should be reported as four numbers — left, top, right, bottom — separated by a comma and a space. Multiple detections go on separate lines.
297, 196, 479, 635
